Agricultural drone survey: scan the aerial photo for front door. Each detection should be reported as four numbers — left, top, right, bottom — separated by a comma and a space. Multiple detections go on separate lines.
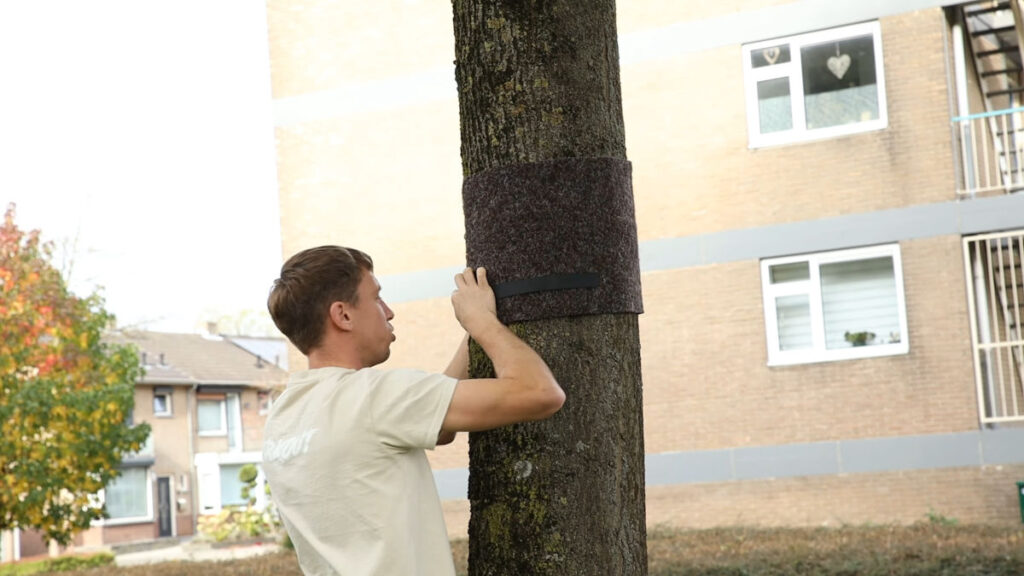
157, 477, 172, 537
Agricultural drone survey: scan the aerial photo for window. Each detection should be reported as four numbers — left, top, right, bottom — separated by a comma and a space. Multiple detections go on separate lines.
743, 21, 887, 147
197, 397, 226, 436
153, 390, 172, 417
258, 391, 273, 415
761, 244, 909, 366
105, 467, 151, 521
219, 464, 248, 508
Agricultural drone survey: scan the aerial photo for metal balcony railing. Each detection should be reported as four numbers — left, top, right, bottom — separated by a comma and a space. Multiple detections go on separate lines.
964, 230, 1024, 425
954, 106, 1024, 196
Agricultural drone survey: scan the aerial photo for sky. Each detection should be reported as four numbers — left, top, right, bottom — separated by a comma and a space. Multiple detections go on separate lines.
0, 1, 282, 335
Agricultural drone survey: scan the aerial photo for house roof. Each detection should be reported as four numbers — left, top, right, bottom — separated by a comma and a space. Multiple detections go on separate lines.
106, 330, 288, 388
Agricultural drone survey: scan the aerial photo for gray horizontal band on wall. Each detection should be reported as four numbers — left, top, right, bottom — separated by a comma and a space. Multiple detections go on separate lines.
382, 193, 1024, 305
273, 0, 957, 126
434, 427, 1024, 500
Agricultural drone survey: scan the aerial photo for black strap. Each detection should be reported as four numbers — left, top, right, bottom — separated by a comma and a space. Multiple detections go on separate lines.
492, 272, 600, 299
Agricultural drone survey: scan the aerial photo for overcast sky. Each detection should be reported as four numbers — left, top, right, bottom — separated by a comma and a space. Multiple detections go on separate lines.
0, 1, 282, 334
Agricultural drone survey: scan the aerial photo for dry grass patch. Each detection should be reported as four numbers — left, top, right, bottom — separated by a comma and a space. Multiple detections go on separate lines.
646, 524, 1024, 575
11, 524, 1023, 575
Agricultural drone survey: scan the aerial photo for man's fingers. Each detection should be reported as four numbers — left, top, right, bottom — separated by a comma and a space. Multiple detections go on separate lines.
475, 267, 488, 288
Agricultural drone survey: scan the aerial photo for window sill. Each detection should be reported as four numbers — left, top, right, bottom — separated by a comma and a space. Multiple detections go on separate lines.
768, 343, 909, 367
100, 516, 154, 527
750, 119, 887, 149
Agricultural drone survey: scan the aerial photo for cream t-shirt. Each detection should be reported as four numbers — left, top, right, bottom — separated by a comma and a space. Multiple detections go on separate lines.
262, 367, 458, 576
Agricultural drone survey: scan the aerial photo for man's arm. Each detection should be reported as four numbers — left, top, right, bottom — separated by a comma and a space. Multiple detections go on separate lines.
440, 268, 565, 435
443, 333, 470, 381
437, 334, 470, 445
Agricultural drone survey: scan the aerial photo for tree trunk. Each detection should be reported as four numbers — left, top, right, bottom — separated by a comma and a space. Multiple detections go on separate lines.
452, 2, 647, 574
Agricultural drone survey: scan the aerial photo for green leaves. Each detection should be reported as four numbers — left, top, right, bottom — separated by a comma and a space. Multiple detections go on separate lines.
0, 203, 150, 546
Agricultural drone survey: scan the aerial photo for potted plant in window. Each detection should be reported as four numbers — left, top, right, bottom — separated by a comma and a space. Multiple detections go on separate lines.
844, 330, 876, 347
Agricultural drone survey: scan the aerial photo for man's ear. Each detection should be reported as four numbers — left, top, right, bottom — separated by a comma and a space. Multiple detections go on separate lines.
328, 301, 354, 332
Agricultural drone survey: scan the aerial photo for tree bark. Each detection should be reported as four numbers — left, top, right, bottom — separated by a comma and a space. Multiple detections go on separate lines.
453, 2, 647, 574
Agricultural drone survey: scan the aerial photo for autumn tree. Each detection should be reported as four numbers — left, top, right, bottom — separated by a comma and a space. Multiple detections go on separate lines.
0, 203, 150, 546
453, 2, 647, 574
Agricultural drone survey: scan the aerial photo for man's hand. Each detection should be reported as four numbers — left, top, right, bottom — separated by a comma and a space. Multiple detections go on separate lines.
451, 267, 498, 337
441, 266, 564, 434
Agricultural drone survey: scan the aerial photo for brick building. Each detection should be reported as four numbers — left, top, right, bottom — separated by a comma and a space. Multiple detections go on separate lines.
265, 0, 1024, 536
1, 331, 286, 562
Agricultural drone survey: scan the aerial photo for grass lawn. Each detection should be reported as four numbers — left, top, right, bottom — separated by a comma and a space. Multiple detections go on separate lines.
5, 524, 1022, 575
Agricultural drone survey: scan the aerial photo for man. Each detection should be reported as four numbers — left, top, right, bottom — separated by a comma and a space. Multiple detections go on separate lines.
262, 245, 564, 575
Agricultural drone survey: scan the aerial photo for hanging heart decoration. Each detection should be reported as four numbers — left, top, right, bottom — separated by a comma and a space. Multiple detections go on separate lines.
763, 46, 781, 65
827, 53, 851, 79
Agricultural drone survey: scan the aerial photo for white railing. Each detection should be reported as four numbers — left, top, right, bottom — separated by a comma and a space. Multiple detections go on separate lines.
963, 230, 1024, 425
953, 106, 1024, 197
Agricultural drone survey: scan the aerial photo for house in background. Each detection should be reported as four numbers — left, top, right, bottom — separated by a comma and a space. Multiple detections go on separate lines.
4, 331, 286, 562
265, 0, 1024, 535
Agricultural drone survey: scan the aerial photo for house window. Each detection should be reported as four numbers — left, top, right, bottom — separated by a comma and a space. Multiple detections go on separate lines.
197, 397, 227, 436
219, 464, 248, 508
761, 244, 909, 366
105, 467, 151, 521
743, 21, 888, 147
258, 391, 273, 415
153, 390, 172, 417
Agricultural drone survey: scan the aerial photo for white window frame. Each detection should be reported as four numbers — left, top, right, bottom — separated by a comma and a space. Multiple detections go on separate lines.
197, 398, 227, 437
195, 451, 267, 514
743, 21, 888, 148
761, 244, 909, 366
258, 390, 273, 415
99, 467, 154, 526
153, 390, 172, 417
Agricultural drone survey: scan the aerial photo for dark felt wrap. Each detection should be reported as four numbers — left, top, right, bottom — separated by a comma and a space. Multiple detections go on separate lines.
463, 157, 644, 324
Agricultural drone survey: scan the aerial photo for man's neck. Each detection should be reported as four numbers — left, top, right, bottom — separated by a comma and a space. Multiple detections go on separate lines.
306, 347, 364, 370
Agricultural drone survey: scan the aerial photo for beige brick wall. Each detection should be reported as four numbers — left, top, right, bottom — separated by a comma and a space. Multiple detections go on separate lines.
273, 99, 464, 275
266, 1, 455, 98
441, 465, 1024, 538
272, 7, 960, 264
639, 234, 977, 454
626, 9, 955, 242
618, 0, 798, 34
416, 234, 980, 469
644, 464, 1024, 529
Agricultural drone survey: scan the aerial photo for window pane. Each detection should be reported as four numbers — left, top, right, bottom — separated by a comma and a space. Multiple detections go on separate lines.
801, 34, 879, 129
770, 262, 810, 283
776, 294, 812, 350
820, 256, 900, 349
751, 44, 791, 68
153, 394, 168, 414
220, 464, 247, 507
107, 468, 148, 519
198, 400, 223, 433
757, 77, 793, 134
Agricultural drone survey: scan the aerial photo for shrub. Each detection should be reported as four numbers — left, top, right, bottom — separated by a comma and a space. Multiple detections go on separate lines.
0, 552, 114, 576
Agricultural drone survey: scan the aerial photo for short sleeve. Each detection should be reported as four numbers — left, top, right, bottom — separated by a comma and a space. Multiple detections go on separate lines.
366, 369, 458, 449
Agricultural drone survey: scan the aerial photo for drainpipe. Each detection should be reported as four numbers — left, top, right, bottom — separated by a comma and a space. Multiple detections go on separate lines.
973, 246, 999, 425
187, 382, 199, 536
952, 9, 976, 197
